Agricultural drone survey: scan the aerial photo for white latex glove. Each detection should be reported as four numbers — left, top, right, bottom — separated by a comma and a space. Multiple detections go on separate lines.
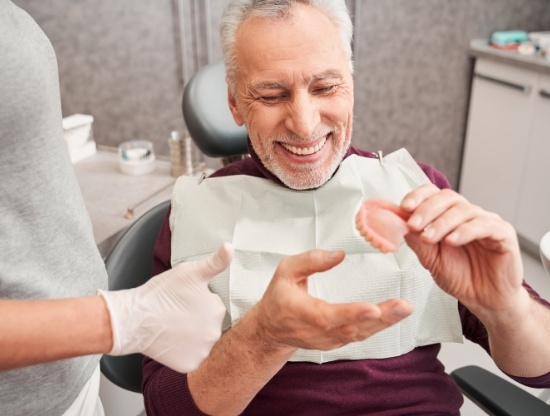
98, 243, 232, 373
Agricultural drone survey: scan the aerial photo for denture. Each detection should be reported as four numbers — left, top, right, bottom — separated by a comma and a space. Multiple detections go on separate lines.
355, 199, 411, 253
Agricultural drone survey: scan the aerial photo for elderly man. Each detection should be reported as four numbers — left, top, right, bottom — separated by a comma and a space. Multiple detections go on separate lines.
143, 1, 550, 415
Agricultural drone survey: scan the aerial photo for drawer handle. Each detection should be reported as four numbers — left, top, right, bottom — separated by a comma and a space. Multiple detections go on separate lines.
540, 90, 550, 100
474, 72, 532, 94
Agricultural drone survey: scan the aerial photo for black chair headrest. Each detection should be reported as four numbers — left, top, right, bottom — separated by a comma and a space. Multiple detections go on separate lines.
182, 62, 248, 158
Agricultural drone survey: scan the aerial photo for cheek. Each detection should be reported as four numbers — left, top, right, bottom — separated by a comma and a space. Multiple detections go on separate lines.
323, 92, 353, 119
246, 106, 285, 138
322, 102, 352, 133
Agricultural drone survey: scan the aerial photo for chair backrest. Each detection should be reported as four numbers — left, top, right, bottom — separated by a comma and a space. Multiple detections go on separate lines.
99, 200, 170, 393
182, 61, 248, 158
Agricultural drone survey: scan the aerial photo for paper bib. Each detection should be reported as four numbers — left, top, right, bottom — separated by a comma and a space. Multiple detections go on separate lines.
170, 149, 462, 363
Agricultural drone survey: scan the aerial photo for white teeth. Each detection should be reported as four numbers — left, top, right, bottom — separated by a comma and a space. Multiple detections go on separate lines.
281, 137, 327, 156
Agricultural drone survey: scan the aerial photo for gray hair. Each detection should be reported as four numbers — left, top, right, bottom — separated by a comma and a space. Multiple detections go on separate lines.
220, 0, 354, 91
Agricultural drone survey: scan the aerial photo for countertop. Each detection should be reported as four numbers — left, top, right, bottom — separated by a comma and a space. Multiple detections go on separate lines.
469, 39, 550, 74
73, 149, 176, 257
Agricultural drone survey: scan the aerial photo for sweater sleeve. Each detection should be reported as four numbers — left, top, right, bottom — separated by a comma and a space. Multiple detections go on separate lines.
141, 206, 208, 415
459, 281, 550, 388
142, 357, 208, 416
417, 162, 451, 190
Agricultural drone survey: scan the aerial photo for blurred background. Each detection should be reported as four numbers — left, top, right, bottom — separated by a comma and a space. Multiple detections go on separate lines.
13, 0, 550, 188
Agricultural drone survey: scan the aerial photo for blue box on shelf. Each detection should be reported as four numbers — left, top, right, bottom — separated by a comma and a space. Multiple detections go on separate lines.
490, 30, 529, 46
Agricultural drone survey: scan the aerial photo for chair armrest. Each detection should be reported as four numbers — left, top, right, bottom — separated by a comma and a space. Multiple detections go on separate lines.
450, 365, 549, 416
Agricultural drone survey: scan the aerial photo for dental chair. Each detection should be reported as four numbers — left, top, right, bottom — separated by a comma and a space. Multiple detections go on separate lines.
450, 231, 550, 415
99, 200, 170, 393
182, 61, 248, 165
100, 62, 247, 393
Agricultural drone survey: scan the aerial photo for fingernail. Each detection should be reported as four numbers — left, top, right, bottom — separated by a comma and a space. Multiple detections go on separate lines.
402, 198, 415, 210
447, 232, 459, 243
327, 250, 344, 260
423, 226, 435, 238
408, 215, 422, 229
327, 251, 339, 260
392, 303, 412, 319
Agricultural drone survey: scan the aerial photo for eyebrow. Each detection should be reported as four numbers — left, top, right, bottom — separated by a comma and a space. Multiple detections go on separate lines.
310, 70, 344, 82
250, 80, 288, 91
249, 69, 344, 91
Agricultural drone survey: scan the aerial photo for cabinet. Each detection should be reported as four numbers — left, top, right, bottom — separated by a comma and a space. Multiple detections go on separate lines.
515, 74, 550, 246
460, 57, 550, 251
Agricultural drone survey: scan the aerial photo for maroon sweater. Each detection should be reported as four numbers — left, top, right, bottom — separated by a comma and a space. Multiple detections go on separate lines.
143, 145, 550, 415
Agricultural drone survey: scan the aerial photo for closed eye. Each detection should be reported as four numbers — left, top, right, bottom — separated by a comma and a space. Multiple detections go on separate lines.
312, 85, 337, 95
259, 94, 288, 104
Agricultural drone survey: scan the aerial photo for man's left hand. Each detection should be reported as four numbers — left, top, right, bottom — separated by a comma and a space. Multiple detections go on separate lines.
400, 184, 524, 316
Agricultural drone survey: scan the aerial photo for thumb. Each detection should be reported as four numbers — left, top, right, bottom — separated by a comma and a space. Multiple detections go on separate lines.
277, 249, 346, 284
187, 242, 234, 283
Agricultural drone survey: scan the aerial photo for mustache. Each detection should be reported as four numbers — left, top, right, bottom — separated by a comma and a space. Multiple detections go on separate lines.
271, 125, 338, 144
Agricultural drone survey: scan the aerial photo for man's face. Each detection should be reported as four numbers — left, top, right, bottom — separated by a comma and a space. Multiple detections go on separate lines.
228, 4, 354, 190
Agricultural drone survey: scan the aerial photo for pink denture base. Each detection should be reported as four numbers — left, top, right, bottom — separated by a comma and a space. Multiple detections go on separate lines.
355, 199, 411, 253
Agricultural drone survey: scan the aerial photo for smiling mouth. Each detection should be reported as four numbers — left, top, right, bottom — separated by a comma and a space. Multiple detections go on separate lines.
280, 136, 327, 156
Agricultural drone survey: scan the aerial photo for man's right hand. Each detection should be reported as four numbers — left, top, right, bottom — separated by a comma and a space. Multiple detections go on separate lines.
252, 249, 413, 352
185, 249, 413, 416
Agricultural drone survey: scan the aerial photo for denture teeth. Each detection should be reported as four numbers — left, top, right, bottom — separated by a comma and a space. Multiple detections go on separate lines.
282, 137, 326, 155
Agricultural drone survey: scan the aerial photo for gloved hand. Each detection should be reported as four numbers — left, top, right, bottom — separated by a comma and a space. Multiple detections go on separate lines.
98, 243, 232, 373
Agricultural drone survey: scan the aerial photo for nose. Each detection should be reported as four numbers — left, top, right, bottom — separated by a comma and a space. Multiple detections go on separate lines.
284, 91, 320, 139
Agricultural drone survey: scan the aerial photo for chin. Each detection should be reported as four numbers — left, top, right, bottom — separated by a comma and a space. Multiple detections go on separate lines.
277, 164, 336, 190
264, 138, 349, 190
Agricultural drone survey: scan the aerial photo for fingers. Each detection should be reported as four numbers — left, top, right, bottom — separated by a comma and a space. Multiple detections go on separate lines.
325, 298, 412, 328
319, 299, 413, 345
440, 215, 516, 250
402, 185, 468, 233
275, 249, 346, 284
321, 301, 382, 327
401, 183, 440, 213
400, 185, 512, 247
182, 242, 235, 283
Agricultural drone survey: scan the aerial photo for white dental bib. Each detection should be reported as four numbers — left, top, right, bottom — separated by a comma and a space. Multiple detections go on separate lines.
170, 149, 462, 363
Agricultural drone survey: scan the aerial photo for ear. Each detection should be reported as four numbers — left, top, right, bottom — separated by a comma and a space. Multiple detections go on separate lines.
227, 87, 245, 126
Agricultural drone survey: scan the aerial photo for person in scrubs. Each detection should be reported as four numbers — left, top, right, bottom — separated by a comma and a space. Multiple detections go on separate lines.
1, 1, 228, 415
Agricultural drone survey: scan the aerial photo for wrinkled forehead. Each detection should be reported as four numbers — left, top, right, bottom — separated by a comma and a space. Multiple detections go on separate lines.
233, 4, 351, 87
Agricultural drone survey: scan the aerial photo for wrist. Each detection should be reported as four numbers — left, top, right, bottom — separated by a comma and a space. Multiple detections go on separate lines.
239, 305, 297, 361
95, 294, 115, 354
467, 287, 532, 330
97, 289, 132, 355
